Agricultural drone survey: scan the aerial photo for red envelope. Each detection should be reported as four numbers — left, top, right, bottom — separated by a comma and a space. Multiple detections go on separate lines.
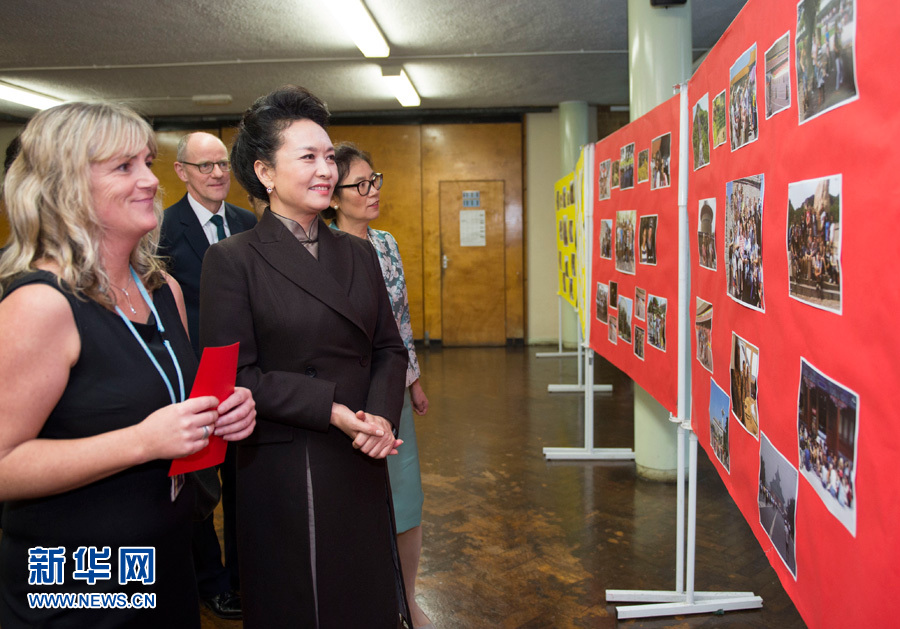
168, 342, 239, 476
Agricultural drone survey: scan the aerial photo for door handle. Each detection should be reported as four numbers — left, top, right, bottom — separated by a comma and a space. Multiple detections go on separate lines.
442, 254, 449, 269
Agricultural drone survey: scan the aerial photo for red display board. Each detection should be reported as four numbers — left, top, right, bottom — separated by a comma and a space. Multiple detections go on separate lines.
687, 0, 900, 626
589, 96, 680, 414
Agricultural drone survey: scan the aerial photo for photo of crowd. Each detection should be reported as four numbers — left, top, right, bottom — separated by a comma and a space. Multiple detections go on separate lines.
620, 143, 635, 190
797, 358, 858, 535
692, 93, 711, 170
635, 287, 646, 321
712, 90, 728, 148
787, 174, 842, 313
615, 210, 637, 275
729, 43, 759, 151
796, 0, 858, 124
730, 332, 760, 438
596, 282, 609, 323
759, 433, 798, 577
639, 215, 658, 266
617, 296, 633, 344
698, 198, 717, 271
598, 159, 612, 201
696, 298, 713, 374
709, 378, 731, 472
608, 314, 618, 344
725, 175, 765, 311
765, 32, 792, 119
647, 294, 667, 352
611, 159, 620, 188
637, 149, 650, 183
650, 133, 671, 190
634, 326, 645, 360
599, 219, 613, 259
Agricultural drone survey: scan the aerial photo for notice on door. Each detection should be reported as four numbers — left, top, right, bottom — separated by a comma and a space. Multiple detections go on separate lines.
459, 209, 486, 247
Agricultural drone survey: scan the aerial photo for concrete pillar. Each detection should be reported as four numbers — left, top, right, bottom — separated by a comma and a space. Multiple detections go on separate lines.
558, 101, 589, 348
628, 0, 691, 481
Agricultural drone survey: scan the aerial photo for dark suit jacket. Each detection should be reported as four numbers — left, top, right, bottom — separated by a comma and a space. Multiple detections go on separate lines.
158, 194, 257, 357
198, 211, 409, 628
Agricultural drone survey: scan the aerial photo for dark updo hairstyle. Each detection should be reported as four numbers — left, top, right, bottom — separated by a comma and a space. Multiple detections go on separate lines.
322, 142, 374, 222
230, 85, 331, 204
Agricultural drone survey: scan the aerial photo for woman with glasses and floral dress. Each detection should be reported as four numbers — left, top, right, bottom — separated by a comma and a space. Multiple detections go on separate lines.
327, 143, 432, 629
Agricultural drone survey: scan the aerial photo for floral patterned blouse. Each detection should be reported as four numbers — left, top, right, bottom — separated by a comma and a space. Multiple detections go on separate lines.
330, 224, 420, 387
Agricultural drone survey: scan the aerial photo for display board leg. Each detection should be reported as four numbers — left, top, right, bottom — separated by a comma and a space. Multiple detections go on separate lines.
536, 296, 578, 358
605, 428, 762, 618
546, 325, 612, 393
543, 348, 632, 461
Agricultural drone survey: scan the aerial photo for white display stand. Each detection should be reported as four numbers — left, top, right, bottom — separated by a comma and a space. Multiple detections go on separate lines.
543, 142, 628, 462
605, 86, 761, 619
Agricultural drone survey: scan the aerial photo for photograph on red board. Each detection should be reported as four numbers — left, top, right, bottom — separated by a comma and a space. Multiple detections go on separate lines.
797, 358, 858, 536
725, 175, 765, 311
598, 159, 611, 200
637, 148, 650, 184
647, 294, 667, 352
620, 143, 635, 190
787, 174, 842, 313
709, 377, 731, 473
712, 89, 728, 148
595, 282, 609, 324
698, 198, 718, 271
639, 215, 658, 266
759, 432, 798, 578
650, 133, 671, 189
729, 43, 759, 151
696, 298, 714, 374
611, 160, 620, 189
635, 287, 647, 321
692, 93, 711, 170
599, 219, 613, 259
609, 281, 618, 307
730, 332, 760, 438
634, 326, 646, 361
765, 32, 792, 119
608, 314, 618, 344
615, 210, 637, 275
796, 0, 858, 124
617, 295, 633, 344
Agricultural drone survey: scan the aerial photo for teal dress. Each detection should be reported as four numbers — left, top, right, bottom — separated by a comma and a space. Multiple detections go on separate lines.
331, 224, 424, 532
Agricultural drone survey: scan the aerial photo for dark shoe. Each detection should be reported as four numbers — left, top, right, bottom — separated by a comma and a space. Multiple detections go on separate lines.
201, 590, 242, 620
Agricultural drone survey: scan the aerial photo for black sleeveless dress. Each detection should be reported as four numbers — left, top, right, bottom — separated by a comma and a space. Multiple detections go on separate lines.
0, 271, 200, 628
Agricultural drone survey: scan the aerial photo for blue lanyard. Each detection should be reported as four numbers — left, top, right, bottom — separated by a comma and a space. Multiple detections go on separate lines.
114, 267, 185, 405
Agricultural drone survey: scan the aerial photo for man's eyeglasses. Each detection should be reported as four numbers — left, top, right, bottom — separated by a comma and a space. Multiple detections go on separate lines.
335, 173, 384, 196
180, 160, 231, 174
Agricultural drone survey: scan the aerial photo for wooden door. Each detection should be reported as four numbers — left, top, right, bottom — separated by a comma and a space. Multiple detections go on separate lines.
439, 181, 505, 346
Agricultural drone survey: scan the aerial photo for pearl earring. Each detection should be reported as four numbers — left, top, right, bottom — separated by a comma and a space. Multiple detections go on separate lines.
266, 187, 273, 194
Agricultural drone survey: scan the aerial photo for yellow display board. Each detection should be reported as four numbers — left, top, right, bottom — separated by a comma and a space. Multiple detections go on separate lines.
554, 172, 577, 309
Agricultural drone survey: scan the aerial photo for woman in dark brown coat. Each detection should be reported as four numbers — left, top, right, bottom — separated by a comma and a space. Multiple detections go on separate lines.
199, 86, 409, 628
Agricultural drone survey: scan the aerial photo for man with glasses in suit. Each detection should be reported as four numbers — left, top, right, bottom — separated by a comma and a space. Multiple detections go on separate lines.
160, 131, 257, 620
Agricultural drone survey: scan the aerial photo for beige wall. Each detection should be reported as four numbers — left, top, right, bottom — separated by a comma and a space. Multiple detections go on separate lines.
525, 112, 563, 344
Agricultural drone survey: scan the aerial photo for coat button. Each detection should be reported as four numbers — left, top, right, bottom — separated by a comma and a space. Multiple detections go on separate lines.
305, 366, 317, 378
359, 356, 370, 367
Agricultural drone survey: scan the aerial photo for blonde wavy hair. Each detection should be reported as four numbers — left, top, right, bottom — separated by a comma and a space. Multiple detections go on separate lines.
0, 101, 166, 306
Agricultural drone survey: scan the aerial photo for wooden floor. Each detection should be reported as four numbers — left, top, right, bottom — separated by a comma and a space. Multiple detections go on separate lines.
203, 346, 807, 628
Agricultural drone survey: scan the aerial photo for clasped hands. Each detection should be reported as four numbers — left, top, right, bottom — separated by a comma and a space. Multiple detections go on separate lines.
331, 402, 402, 460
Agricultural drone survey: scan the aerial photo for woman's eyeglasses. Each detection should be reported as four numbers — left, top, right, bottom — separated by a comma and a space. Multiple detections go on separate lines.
335, 173, 384, 196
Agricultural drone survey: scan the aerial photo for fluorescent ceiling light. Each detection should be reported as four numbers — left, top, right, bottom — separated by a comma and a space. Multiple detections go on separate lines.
0, 82, 62, 110
382, 66, 420, 107
327, 0, 390, 58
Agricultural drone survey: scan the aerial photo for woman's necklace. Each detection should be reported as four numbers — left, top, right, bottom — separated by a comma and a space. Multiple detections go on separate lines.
110, 274, 137, 315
